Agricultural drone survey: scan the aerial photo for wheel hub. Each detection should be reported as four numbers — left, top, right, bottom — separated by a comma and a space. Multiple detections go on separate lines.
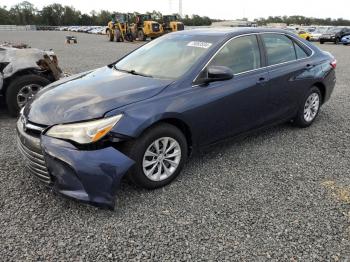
142, 137, 181, 182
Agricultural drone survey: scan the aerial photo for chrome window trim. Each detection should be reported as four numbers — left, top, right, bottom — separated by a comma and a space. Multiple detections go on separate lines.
192, 31, 315, 86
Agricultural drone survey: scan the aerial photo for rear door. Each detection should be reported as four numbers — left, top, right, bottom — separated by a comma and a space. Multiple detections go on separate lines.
260, 33, 313, 123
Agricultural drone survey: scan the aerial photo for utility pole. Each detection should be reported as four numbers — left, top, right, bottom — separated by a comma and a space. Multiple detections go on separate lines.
179, 0, 183, 17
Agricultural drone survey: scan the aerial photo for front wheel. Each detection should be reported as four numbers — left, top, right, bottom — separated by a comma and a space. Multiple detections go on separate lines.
6, 74, 51, 117
335, 38, 340, 45
123, 123, 188, 189
293, 87, 322, 128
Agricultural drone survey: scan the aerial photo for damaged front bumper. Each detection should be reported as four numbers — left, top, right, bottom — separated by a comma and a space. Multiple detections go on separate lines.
16, 119, 134, 209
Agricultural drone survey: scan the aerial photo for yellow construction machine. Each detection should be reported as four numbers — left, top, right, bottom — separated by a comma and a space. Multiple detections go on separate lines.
130, 14, 163, 41
107, 14, 134, 42
162, 15, 184, 33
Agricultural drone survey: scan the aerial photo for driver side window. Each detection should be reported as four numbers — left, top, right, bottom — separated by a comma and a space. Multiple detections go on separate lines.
209, 35, 261, 74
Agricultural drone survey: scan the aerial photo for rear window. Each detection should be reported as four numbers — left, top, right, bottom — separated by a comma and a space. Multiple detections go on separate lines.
262, 34, 296, 65
262, 34, 310, 65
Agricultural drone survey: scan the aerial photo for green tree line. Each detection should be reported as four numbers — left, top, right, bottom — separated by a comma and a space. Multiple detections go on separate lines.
254, 15, 350, 26
0, 1, 212, 26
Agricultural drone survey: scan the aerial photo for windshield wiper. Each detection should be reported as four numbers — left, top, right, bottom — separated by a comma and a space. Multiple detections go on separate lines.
114, 66, 153, 78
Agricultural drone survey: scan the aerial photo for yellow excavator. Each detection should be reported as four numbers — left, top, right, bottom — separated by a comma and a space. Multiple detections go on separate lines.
162, 15, 184, 33
130, 14, 164, 41
107, 14, 134, 42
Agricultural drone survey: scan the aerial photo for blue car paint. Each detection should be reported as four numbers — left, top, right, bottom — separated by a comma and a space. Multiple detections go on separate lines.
20, 28, 336, 208
41, 135, 134, 208
341, 35, 350, 45
25, 66, 173, 125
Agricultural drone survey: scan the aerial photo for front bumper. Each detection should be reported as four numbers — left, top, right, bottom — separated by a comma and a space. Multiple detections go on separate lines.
16, 119, 134, 209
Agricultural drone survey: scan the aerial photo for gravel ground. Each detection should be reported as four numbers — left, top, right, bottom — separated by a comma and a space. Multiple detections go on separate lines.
0, 31, 350, 261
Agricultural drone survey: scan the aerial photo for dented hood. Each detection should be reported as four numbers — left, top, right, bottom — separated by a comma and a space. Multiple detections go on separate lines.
25, 66, 172, 125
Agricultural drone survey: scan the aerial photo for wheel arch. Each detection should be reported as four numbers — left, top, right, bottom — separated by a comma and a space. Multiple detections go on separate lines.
1, 68, 52, 95
312, 82, 326, 104
150, 118, 193, 156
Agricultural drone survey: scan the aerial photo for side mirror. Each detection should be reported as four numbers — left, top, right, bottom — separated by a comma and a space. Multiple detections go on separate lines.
205, 66, 234, 83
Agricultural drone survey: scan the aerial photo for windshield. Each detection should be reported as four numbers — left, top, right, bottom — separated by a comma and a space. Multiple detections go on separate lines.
115, 34, 220, 80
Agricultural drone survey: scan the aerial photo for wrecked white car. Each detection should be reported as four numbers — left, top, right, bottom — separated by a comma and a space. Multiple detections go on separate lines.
0, 44, 63, 116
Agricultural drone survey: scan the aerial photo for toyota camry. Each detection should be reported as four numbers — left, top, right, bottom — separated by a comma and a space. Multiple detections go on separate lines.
17, 28, 336, 208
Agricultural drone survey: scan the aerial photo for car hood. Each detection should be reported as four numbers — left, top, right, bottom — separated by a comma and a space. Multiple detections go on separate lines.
25, 66, 172, 125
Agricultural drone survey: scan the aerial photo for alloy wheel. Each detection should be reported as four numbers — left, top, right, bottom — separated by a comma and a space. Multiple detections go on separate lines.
17, 84, 43, 108
142, 137, 181, 181
303, 92, 320, 122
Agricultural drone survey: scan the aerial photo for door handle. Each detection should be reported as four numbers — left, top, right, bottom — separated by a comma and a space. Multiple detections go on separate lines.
305, 64, 314, 69
257, 77, 268, 84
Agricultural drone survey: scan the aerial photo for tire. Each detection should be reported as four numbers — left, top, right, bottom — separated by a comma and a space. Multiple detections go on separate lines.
293, 86, 322, 128
335, 38, 340, 45
107, 30, 114, 41
320, 41, 324, 44
306, 37, 310, 41
138, 30, 146, 41
6, 74, 51, 117
123, 123, 188, 189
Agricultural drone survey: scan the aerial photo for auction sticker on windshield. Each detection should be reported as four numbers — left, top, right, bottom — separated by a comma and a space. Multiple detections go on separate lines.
187, 41, 213, 49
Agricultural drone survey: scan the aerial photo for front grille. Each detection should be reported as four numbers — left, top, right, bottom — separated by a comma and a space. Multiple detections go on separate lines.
152, 23, 160, 32
17, 119, 51, 185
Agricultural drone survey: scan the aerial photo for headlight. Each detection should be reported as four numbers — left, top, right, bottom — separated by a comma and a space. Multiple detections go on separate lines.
46, 114, 123, 144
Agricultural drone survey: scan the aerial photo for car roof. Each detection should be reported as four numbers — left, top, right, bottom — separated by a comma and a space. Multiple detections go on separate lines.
175, 27, 292, 37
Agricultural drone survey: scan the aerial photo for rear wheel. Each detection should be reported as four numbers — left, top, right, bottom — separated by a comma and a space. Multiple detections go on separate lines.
335, 38, 340, 45
107, 30, 114, 41
123, 123, 188, 189
6, 74, 51, 117
320, 40, 324, 44
137, 30, 146, 41
293, 86, 322, 128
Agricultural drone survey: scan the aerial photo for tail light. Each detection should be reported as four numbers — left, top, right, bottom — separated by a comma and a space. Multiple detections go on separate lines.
330, 59, 337, 69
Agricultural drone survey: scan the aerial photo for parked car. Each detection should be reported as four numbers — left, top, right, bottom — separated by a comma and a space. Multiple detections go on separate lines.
320, 27, 350, 44
298, 30, 311, 41
17, 28, 336, 208
341, 35, 350, 45
0, 45, 63, 116
309, 27, 329, 41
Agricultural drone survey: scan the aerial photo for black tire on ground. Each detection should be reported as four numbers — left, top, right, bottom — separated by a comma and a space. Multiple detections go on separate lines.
320, 40, 324, 44
335, 38, 340, 45
107, 30, 114, 41
306, 37, 310, 41
293, 86, 322, 128
123, 123, 188, 189
5, 74, 51, 117
138, 30, 146, 41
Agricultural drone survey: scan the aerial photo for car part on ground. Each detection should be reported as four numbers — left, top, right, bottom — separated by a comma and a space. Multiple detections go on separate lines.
0, 43, 63, 116
65, 36, 77, 44
17, 28, 336, 209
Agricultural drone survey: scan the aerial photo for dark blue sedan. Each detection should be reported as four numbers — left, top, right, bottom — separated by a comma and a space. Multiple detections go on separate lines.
17, 28, 336, 208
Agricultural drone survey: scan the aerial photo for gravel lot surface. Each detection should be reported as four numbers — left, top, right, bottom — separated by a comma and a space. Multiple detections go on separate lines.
0, 31, 349, 261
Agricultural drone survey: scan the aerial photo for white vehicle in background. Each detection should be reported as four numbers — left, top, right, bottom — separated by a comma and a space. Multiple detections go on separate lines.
310, 27, 332, 41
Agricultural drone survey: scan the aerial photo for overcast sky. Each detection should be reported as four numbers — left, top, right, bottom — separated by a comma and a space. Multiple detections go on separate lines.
2, 0, 350, 20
